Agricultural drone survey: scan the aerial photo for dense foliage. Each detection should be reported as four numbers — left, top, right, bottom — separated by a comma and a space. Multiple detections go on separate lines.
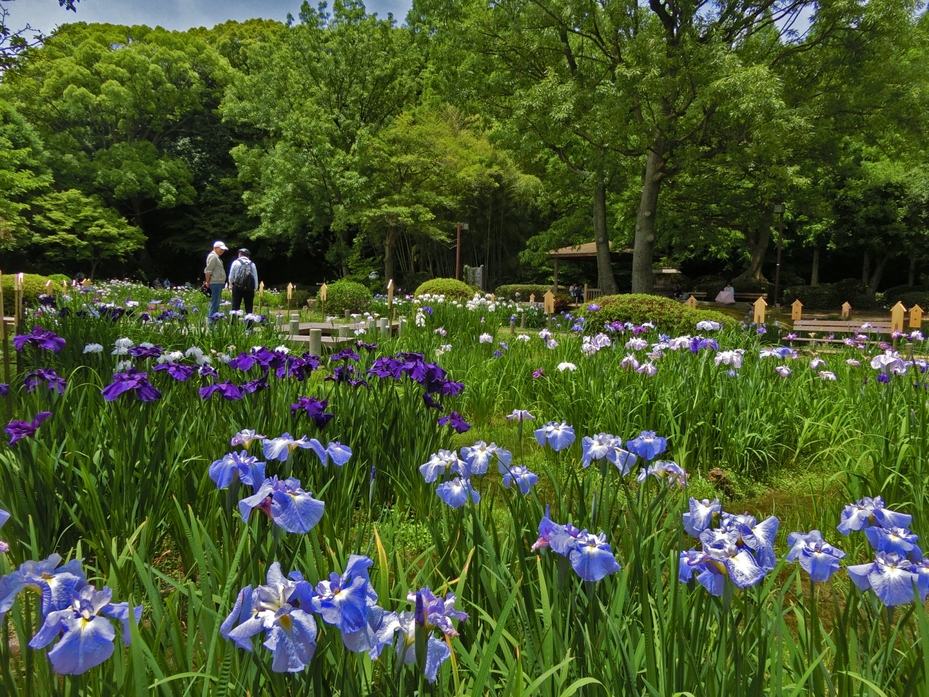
583, 294, 732, 335
413, 277, 474, 299
318, 279, 372, 316
0, 284, 928, 694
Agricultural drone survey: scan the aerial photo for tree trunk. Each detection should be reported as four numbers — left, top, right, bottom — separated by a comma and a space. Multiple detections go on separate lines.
384, 228, 397, 284
631, 143, 667, 294
734, 208, 773, 283
811, 245, 820, 286
593, 182, 618, 295
868, 256, 887, 298
909, 257, 917, 287
862, 251, 870, 285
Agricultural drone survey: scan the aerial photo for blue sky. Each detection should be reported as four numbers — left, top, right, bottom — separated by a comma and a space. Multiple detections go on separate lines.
8, 0, 414, 35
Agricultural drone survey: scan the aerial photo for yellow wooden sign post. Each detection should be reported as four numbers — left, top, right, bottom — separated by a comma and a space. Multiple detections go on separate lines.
791, 299, 803, 321
891, 301, 906, 333
685, 295, 697, 309
386, 279, 394, 312
258, 281, 264, 307
753, 296, 767, 325
529, 293, 536, 304
841, 302, 852, 320
543, 290, 555, 315
910, 305, 923, 328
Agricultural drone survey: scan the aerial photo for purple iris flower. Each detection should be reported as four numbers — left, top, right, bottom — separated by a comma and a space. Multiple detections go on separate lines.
208, 451, 266, 489
530, 507, 581, 553
0, 384, 8, 396
626, 431, 667, 461
24, 368, 66, 395
330, 348, 360, 362
28, 584, 141, 675
101, 369, 161, 402
153, 362, 195, 381
241, 374, 270, 394
5, 411, 52, 445
438, 411, 471, 433
291, 396, 334, 428
847, 551, 921, 607
460, 441, 511, 475
683, 498, 722, 538
837, 496, 912, 535
785, 530, 846, 582
423, 393, 443, 410
128, 344, 163, 360
569, 531, 622, 582
397, 587, 467, 683
534, 421, 576, 452
198, 365, 219, 379
231, 429, 266, 450
220, 562, 318, 672
354, 340, 378, 352
199, 381, 244, 401
436, 477, 481, 508
13, 326, 65, 354
238, 476, 325, 533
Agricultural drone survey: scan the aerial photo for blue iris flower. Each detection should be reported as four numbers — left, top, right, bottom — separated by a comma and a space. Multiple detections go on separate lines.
419, 449, 467, 483
397, 587, 467, 683
683, 498, 722, 538
436, 477, 480, 508
581, 433, 617, 468
785, 530, 846, 582
720, 513, 780, 570
837, 496, 912, 535
534, 421, 576, 451
221, 562, 318, 672
262, 433, 313, 461
499, 463, 538, 494
29, 585, 141, 675
460, 441, 512, 475
230, 429, 266, 450
697, 530, 766, 593
568, 531, 621, 582
209, 451, 266, 489
307, 439, 353, 467
637, 460, 689, 487
312, 555, 376, 635
7, 554, 88, 617
238, 477, 325, 533
847, 551, 920, 607
626, 431, 667, 461
0, 507, 8, 554
864, 526, 921, 557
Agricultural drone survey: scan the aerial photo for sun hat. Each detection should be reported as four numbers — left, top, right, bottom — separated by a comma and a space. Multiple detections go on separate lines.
213, 241, 228, 250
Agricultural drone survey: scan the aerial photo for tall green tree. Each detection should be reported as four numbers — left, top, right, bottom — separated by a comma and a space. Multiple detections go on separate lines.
222, 0, 421, 276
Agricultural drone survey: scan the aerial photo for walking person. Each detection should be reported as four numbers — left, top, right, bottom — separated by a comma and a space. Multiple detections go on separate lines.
229, 248, 258, 315
203, 241, 228, 322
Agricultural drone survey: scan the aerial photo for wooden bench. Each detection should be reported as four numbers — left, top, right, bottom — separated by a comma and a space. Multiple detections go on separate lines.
734, 293, 767, 303
790, 319, 894, 345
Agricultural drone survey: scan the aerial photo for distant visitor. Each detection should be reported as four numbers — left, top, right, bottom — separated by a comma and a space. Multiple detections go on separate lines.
715, 282, 735, 304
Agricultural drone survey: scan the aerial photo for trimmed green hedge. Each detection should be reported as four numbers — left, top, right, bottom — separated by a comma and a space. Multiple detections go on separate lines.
317, 280, 372, 316
494, 284, 560, 301
783, 279, 876, 311
580, 293, 731, 334
414, 278, 475, 300
1, 273, 58, 315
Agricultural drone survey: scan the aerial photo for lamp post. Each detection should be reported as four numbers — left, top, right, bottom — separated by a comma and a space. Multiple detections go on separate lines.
455, 222, 469, 280
772, 203, 785, 309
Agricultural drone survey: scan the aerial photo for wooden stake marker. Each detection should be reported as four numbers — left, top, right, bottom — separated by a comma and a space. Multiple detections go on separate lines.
753, 296, 767, 325
891, 301, 906, 333
841, 302, 851, 320
910, 305, 923, 329
791, 299, 803, 321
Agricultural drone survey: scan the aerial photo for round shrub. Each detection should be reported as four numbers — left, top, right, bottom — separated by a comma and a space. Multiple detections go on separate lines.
47, 273, 71, 286
580, 293, 730, 335
1, 273, 58, 315
414, 278, 474, 300
317, 280, 372, 316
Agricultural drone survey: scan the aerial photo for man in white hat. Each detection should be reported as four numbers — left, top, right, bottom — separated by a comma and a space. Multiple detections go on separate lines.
203, 240, 228, 321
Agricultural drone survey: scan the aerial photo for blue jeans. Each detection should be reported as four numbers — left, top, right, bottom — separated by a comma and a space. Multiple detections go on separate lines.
209, 283, 224, 321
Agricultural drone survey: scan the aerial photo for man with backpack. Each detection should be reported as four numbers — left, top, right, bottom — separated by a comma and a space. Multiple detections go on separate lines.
229, 248, 259, 315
